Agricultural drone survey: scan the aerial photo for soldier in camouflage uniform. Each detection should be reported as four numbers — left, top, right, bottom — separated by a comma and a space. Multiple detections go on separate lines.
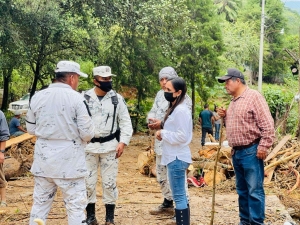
147, 67, 192, 216
26, 61, 95, 225
83, 66, 133, 225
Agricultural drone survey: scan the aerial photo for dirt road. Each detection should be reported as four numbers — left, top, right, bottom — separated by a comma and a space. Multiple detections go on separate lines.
0, 132, 297, 225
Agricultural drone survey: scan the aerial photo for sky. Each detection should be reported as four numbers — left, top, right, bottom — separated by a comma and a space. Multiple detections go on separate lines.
281, 0, 300, 13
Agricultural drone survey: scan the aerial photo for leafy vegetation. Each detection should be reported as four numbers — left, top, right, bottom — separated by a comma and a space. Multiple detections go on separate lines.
0, 0, 300, 134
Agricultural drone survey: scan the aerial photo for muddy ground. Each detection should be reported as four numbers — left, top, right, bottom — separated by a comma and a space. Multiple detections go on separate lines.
0, 132, 299, 225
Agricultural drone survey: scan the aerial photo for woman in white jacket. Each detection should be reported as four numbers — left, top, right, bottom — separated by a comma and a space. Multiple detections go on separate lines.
155, 77, 192, 225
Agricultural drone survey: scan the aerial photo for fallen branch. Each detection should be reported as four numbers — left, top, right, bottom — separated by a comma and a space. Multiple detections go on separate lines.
287, 168, 300, 194
208, 134, 217, 143
264, 152, 300, 171
192, 160, 233, 170
210, 118, 224, 225
274, 145, 297, 158
264, 135, 291, 162
264, 158, 277, 184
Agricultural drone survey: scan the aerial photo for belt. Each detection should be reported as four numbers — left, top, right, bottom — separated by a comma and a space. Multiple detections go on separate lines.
91, 132, 116, 143
233, 139, 260, 150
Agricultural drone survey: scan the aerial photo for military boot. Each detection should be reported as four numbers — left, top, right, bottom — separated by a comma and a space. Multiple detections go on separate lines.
149, 198, 174, 215
83, 203, 98, 225
105, 204, 115, 225
175, 208, 189, 225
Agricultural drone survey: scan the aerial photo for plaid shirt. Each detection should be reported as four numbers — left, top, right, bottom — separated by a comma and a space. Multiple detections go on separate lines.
225, 87, 274, 152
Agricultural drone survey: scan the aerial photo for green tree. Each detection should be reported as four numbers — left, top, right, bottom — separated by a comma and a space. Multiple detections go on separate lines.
14, 0, 92, 98
239, 0, 287, 82
0, 0, 23, 110
177, 0, 224, 119
214, 0, 241, 22
220, 20, 261, 84
92, 0, 190, 131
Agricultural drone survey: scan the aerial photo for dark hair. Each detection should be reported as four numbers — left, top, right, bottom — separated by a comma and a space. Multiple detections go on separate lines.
164, 77, 187, 122
231, 76, 246, 85
214, 104, 218, 112
55, 72, 73, 83
204, 103, 209, 108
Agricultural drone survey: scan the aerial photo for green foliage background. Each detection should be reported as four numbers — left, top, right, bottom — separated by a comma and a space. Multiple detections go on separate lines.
0, 0, 300, 134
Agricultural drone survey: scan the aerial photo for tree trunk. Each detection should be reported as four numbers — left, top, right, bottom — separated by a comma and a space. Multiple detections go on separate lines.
30, 70, 39, 100
191, 73, 195, 122
1, 68, 12, 110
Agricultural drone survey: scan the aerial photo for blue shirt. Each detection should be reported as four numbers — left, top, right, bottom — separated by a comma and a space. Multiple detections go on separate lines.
200, 109, 213, 128
9, 117, 20, 135
0, 110, 10, 141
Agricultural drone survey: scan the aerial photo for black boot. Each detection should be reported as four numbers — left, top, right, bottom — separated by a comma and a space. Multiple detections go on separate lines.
149, 198, 174, 215
83, 203, 98, 225
171, 203, 189, 221
175, 208, 189, 225
105, 204, 115, 225
187, 204, 190, 224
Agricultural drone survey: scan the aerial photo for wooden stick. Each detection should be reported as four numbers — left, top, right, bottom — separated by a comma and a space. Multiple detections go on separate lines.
274, 145, 297, 157
264, 135, 291, 162
192, 160, 233, 170
5, 133, 34, 149
264, 152, 300, 171
208, 134, 217, 142
210, 118, 224, 225
287, 168, 300, 194
264, 158, 277, 184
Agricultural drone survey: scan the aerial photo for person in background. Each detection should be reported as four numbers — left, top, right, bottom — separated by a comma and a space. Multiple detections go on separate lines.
217, 68, 275, 225
147, 67, 192, 217
83, 66, 133, 225
0, 110, 10, 207
199, 104, 216, 146
9, 110, 27, 137
26, 60, 94, 225
155, 77, 192, 225
212, 105, 221, 141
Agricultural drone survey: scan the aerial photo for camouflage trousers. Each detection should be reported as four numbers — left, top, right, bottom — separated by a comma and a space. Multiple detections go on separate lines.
156, 155, 189, 202
29, 176, 87, 225
85, 151, 118, 204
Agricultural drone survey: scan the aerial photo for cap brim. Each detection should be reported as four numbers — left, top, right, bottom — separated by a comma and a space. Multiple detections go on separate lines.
93, 74, 117, 77
217, 75, 232, 83
78, 72, 88, 78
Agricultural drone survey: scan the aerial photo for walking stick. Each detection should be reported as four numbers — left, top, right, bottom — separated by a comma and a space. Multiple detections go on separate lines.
209, 118, 224, 225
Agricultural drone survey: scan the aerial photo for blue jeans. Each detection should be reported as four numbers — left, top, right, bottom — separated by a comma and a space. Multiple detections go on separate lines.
167, 158, 189, 210
12, 131, 25, 137
214, 124, 221, 140
232, 144, 265, 225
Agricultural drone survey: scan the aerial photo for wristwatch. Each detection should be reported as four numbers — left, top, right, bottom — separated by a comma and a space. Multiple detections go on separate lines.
0, 150, 5, 153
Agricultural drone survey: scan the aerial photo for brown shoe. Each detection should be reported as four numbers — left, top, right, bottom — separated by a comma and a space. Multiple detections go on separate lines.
105, 222, 115, 225
149, 198, 174, 215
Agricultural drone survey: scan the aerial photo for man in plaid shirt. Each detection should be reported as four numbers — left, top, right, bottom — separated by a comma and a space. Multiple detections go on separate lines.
218, 68, 275, 225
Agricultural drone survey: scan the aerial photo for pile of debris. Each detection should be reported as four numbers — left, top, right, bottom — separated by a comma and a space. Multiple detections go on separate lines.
3, 133, 36, 180
137, 133, 300, 192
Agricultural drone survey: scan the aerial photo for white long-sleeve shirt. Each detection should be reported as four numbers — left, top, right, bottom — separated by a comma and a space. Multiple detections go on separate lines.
160, 103, 193, 165
147, 89, 192, 155
26, 83, 95, 178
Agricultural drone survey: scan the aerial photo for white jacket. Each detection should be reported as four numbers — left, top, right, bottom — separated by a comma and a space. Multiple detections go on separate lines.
84, 88, 133, 153
26, 83, 95, 178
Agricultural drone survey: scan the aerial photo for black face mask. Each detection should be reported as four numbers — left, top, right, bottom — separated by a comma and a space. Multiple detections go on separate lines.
96, 81, 112, 92
164, 92, 177, 102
